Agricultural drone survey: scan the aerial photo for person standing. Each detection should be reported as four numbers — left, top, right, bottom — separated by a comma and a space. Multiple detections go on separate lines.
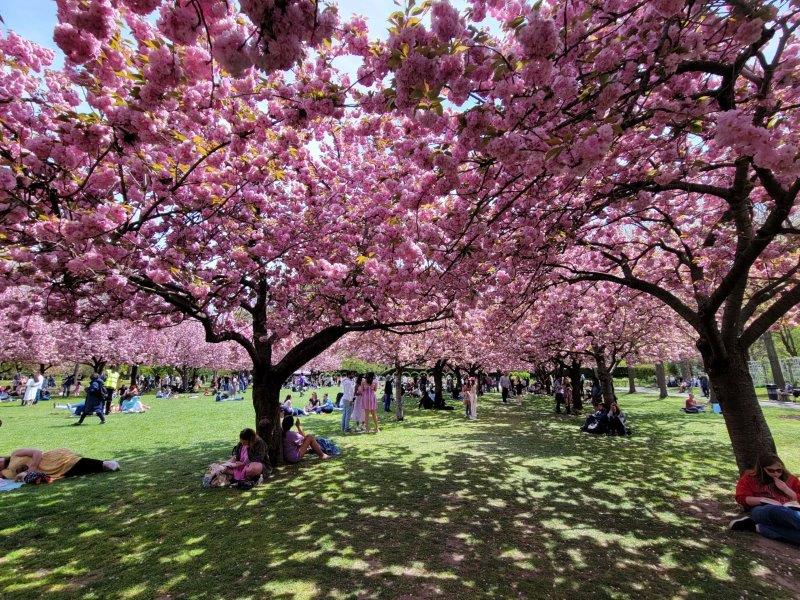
61, 374, 75, 398
104, 368, 120, 415
383, 376, 393, 412
499, 373, 511, 403
554, 377, 565, 414
340, 372, 355, 433
463, 377, 478, 420
74, 374, 106, 425
360, 372, 380, 433
562, 379, 573, 415
22, 373, 43, 406
351, 374, 366, 432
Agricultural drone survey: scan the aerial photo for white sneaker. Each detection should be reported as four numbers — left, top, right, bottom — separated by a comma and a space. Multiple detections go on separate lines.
103, 460, 120, 472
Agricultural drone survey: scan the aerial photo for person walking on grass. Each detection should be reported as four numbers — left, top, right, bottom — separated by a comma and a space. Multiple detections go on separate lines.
499, 372, 511, 404
463, 377, 478, 420
74, 373, 106, 425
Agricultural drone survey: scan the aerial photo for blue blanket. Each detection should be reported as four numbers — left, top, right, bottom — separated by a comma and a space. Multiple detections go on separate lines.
0, 480, 24, 492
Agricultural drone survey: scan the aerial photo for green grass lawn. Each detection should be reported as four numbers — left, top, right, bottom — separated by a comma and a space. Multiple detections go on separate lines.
1, 389, 799, 599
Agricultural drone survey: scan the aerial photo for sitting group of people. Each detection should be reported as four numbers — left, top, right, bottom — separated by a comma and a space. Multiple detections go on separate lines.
203, 417, 337, 489
580, 401, 630, 436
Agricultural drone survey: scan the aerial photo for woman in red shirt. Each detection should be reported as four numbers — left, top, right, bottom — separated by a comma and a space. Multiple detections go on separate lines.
730, 453, 800, 545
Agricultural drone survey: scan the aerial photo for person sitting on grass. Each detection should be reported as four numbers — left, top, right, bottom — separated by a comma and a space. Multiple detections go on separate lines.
607, 402, 630, 436
1, 448, 119, 481
224, 428, 267, 484
121, 395, 150, 413
304, 392, 320, 413
282, 416, 330, 464
308, 394, 334, 414
730, 453, 800, 545
682, 392, 705, 413
580, 401, 609, 435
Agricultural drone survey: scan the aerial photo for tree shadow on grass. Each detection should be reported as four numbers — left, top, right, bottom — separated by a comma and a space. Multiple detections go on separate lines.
0, 397, 797, 599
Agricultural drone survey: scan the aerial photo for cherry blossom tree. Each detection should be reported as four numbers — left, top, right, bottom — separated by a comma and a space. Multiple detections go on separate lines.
0, 11, 469, 462
360, 0, 800, 470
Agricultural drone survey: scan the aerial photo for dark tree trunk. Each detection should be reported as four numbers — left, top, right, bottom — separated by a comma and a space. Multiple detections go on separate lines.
88, 358, 107, 375
568, 359, 583, 412
252, 366, 283, 467
454, 367, 463, 393
593, 350, 615, 408
433, 360, 446, 408
655, 362, 668, 398
129, 364, 139, 386
394, 364, 404, 421
627, 363, 636, 393
702, 344, 775, 471
763, 331, 786, 389
680, 360, 692, 387
38, 363, 47, 375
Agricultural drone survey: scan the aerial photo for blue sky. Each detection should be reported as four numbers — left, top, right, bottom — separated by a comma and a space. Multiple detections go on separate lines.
0, 0, 433, 67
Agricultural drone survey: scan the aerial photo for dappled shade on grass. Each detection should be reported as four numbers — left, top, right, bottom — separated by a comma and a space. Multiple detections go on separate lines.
0, 390, 798, 599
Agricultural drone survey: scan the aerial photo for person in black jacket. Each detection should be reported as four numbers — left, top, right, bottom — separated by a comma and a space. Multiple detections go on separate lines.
383, 377, 393, 412
73, 373, 106, 425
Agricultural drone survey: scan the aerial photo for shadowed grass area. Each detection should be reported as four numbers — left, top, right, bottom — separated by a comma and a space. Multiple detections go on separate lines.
0, 389, 798, 599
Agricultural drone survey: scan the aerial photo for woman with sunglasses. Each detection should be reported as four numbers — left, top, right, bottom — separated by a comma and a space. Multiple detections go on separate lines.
730, 453, 800, 545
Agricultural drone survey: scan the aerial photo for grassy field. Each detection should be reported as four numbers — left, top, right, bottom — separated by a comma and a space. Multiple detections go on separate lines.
1, 389, 799, 599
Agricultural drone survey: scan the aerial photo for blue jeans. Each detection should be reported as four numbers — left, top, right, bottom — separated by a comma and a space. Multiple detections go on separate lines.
751, 505, 800, 545
341, 399, 353, 432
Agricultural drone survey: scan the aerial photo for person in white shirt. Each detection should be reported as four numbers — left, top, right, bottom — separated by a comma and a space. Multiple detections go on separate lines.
22, 373, 43, 406
340, 372, 356, 433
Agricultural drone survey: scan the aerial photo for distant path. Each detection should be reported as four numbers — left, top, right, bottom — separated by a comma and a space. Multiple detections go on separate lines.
759, 400, 800, 410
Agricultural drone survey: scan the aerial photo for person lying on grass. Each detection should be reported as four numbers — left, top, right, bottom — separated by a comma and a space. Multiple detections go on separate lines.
0, 448, 119, 482
223, 428, 267, 483
730, 453, 800, 546
282, 416, 330, 464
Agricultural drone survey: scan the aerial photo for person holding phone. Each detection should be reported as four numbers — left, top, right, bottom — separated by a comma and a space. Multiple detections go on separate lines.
730, 453, 800, 545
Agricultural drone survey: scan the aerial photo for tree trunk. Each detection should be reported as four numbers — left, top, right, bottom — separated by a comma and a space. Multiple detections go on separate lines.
568, 359, 583, 412
394, 364, 404, 421
433, 360, 445, 408
251, 366, 283, 467
593, 352, 615, 408
655, 362, 668, 398
627, 363, 636, 394
38, 363, 47, 375
763, 330, 786, 389
129, 364, 139, 386
680, 360, 692, 388
454, 367, 463, 394
88, 358, 106, 375
703, 346, 775, 472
